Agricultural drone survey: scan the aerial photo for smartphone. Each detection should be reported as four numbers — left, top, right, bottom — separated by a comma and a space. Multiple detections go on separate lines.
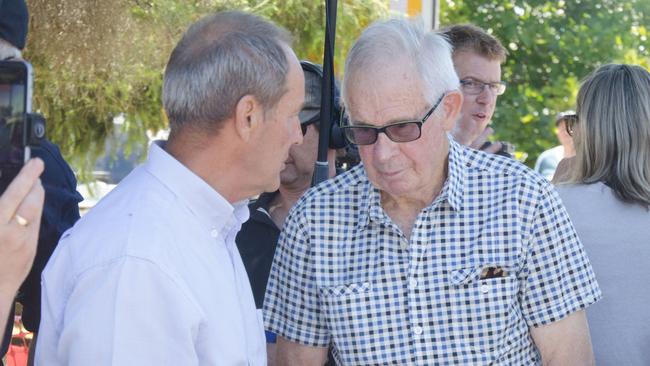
0, 60, 33, 183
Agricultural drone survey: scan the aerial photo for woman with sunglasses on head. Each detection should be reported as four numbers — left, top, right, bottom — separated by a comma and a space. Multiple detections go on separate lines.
555, 63, 650, 366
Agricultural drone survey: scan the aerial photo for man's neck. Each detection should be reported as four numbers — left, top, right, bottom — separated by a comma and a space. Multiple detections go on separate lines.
450, 129, 473, 146
269, 184, 309, 229
165, 130, 252, 204
380, 162, 448, 240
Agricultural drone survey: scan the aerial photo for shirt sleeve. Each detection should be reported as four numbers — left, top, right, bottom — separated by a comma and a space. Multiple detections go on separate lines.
263, 205, 330, 347
521, 183, 602, 327
36, 256, 203, 366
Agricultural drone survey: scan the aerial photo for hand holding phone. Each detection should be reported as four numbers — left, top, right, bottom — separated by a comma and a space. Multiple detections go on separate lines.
0, 60, 45, 193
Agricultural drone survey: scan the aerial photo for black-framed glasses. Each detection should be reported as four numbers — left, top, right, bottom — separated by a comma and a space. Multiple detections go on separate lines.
460, 78, 506, 96
562, 113, 578, 136
300, 123, 309, 136
300, 119, 320, 136
341, 94, 445, 146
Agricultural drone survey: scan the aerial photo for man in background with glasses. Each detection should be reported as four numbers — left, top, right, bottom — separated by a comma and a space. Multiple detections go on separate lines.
442, 24, 514, 157
534, 112, 576, 180
264, 18, 600, 365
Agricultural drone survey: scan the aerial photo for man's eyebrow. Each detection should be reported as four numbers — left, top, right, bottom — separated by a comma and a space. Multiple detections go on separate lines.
462, 76, 503, 84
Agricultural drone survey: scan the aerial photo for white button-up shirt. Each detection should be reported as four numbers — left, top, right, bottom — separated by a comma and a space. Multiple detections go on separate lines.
36, 141, 266, 365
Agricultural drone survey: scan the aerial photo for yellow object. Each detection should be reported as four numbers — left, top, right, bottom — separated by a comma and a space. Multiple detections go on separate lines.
407, 0, 422, 16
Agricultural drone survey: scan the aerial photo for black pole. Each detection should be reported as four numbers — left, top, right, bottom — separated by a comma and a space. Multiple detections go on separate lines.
432, 0, 440, 30
312, 0, 337, 186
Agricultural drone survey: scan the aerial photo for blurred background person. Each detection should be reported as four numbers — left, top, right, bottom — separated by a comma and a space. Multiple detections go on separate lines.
236, 61, 337, 366
0, 159, 44, 345
441, 24, 514, 158
534, 111, 576, 180
556, 63, 650, 366
0, 0, 82, 359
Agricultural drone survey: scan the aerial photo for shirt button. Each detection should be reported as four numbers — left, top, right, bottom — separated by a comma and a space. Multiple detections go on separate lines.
409, 278, 418, 288
210, 229, 219, 238
413, 326, 423, 335
400, 239, 409, 250
481, 284, 490, 293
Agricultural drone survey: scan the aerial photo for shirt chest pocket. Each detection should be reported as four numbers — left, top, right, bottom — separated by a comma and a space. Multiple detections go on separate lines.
320, 282, 374, 338
446, 267, 519, 353
319, 282, 406, 365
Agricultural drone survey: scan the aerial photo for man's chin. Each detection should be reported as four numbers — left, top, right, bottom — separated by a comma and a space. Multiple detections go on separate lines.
279, 172, 296, 186
471, 116, 491, 132
264, 179, 281, 194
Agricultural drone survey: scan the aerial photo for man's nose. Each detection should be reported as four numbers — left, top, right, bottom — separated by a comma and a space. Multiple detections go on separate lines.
373, 133, 399, 162
476, 86, 497, 104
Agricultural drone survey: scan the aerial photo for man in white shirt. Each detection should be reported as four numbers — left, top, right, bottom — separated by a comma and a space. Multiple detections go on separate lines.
36, 11, 304, 365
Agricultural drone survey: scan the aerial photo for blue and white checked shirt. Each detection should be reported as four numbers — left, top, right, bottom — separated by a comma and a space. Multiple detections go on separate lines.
264, 139, 601, 365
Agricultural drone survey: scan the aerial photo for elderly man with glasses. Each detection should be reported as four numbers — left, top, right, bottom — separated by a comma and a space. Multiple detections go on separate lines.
263, 18, 601, 366
442, 24, 514, 157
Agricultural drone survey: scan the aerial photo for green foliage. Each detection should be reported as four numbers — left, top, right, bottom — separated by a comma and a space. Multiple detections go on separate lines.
28, 0, 646, 173
439, 0, 650, 165
24, 0, 388, 180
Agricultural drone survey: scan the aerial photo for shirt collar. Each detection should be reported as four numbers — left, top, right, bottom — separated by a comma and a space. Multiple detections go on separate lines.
144, 141, 250, 234
249, 191, 279, 224
250, 191, 279, 212
355, 135, 466, 229
350, 165, 372, 230
446, 136, 466, 211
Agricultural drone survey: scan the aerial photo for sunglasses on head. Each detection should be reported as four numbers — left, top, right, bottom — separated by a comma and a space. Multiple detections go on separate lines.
561, 114, 578, 136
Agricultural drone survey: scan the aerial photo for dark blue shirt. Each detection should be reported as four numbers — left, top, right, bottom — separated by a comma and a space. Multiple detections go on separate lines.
1, 140, 82, 355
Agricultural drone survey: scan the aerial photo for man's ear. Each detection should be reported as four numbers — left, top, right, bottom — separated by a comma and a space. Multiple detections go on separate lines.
440, 90, 463, 131
233, 94, 261, 141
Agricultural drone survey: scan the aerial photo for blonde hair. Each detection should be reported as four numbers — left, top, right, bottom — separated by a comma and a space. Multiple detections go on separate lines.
567, 64, 650, 207
440, 24, 507, 63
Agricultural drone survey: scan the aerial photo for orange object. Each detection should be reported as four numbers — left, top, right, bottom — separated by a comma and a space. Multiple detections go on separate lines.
407, 0, 422, 16
5, 316, 31, 366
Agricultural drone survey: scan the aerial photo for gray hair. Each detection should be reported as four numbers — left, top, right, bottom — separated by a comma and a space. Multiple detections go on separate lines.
567, 63, 650, 207
163, 11, 292, 134
342, 18, 459, 111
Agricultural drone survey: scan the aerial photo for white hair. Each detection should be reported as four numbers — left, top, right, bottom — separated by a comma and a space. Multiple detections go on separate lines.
342, 18, 459, 111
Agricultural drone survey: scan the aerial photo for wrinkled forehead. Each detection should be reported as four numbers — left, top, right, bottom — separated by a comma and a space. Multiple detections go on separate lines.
344, 64, 427, 122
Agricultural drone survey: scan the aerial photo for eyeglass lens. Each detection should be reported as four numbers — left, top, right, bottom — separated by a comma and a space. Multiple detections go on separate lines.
564, 115, 578, 136
344, 122, 422, 145
460, 78, 506, 95
342, 94, 444, 146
